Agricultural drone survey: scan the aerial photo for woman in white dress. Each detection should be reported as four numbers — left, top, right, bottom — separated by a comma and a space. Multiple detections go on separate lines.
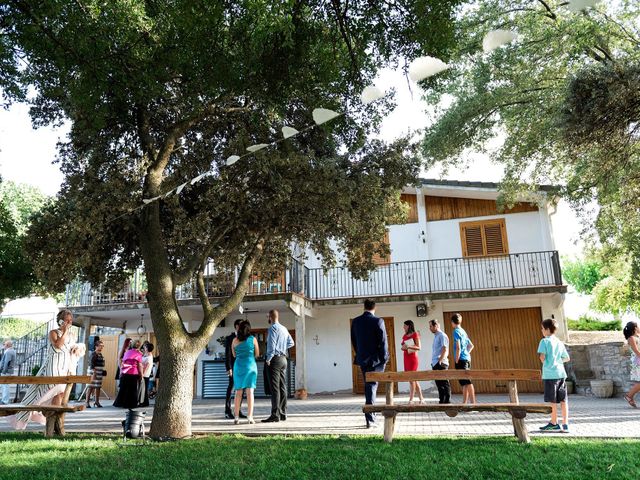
12, 310, 75, 429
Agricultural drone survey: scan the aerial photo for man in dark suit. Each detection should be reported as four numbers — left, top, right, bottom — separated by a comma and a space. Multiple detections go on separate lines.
225, 319, 246, 419
351, 298, 389, 428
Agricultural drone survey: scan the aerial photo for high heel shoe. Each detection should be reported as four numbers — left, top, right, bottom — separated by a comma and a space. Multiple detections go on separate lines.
248, 417, 255, 424
94, 402, 103, 408
234, 417, 240, 425
85, 403, 91, 409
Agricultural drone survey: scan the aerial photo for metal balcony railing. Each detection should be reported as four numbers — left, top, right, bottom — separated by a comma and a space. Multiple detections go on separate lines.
305, 250, 562, 300
64, 251, 562, 307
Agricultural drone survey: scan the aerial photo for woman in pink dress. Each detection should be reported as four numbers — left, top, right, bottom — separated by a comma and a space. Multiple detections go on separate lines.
401, 320, 424, 404
113, 340, 144, 410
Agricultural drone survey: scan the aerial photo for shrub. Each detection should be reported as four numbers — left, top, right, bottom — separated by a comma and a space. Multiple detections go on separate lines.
0, 317, 38, 339
567, 315, 621, 331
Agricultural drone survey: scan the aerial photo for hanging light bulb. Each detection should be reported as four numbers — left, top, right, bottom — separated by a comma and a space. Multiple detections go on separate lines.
137, 314, 146, 335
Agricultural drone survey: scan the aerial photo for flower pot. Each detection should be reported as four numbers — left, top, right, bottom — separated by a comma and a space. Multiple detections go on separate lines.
590, 379, 613, 398
565, 380, 574, 395
295, 388, 308, 400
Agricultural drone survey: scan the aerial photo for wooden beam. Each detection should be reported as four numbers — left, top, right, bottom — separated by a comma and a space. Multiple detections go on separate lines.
0, 375, 92, 385
363, 402, 550, 414
0, 404, 86, 417
365, 369, 542, 383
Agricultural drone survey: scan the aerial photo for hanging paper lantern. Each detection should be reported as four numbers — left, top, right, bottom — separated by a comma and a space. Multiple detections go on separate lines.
408, 56, 449, 82
360, 86, 384, 104
312, 108, 340, 125
176, 182, 188, 195
482, 30, 518, 53
190, 173, 207, 185
567, 0, 600, 12
225, 155, 241, 166
246, 143, 269, 153
282, 126, 299, 139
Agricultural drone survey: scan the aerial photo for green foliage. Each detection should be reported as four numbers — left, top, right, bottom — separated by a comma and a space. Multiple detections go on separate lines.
562, 257, 604, 294
567, 315, 621, 332
0, 181, 48, 235
0, 317, 38, 339
30, 365, 41, 376
0, 192, 37, 309
0, 434, 638, 480
421, 0, 640, 294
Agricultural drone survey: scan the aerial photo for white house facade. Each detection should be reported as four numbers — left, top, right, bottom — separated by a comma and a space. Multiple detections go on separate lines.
63, 179, 567, 398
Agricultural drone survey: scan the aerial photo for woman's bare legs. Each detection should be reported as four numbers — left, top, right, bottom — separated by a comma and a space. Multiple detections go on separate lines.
234, 389, 243, 422
247, 388, 255, 423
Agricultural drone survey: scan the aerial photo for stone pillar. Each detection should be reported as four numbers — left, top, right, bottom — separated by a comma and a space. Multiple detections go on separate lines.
294, 311, 308, 399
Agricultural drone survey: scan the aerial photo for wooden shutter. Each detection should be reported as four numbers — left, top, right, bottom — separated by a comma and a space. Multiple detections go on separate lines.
461, 225, 484, 257
460, 218, 508, 257
400, 194, 419, 223
484, 222, 507, 255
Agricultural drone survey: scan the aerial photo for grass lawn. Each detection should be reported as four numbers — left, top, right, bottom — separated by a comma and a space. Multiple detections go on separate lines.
0, 433, 638, 480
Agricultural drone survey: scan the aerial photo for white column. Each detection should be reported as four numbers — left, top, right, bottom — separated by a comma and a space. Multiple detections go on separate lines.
295, 311, 308, 397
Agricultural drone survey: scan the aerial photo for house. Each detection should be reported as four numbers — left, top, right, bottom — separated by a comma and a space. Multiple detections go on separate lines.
63, 179, 567, 398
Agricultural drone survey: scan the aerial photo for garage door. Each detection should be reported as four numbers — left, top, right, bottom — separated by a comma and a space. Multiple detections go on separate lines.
443, 307, 543, 393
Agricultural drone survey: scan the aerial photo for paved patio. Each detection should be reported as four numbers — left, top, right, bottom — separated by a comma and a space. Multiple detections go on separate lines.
1, 393, 638, 438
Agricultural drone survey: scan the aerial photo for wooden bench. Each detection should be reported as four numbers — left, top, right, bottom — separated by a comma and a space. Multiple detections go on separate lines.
364, 369, 551, 443
0, 375, 91, 437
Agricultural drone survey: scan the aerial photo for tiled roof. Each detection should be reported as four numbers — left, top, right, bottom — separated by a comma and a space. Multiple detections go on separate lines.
419, 178, 559, 192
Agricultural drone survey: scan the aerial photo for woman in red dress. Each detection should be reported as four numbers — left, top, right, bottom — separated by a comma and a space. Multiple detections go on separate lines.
401, 320, 424, 404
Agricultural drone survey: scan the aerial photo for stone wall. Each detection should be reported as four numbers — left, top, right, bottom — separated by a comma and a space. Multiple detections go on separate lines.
566, 342, 633, 397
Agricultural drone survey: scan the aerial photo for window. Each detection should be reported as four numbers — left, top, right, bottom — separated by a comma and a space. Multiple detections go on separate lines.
459, 219, 509, 257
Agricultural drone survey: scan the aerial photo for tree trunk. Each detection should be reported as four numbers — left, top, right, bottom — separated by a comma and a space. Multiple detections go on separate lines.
148, 333, 199, 439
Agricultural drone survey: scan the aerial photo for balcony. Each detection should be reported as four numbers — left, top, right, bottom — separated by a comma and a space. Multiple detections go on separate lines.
64, 251, 562, 308
306, 251, 562, 300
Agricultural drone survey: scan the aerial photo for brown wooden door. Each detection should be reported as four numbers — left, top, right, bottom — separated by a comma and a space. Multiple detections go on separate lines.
443, 308, 543, 393
98, 335, 119, 398
351, 317, 397, 394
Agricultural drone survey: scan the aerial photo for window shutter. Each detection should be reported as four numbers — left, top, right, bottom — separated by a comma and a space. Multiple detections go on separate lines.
400, 194, 419, 223
484, 222, 506, 255
463, 225, 484, 257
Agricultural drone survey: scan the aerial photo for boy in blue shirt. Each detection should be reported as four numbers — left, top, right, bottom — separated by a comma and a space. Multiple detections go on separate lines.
451, 313, 476, 404
537, 318, 570, 433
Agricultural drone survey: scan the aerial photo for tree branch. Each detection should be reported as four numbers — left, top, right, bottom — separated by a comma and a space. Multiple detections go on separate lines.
172, 225, 231, 285
193, 236, 267, 339
329, 0, 359, 81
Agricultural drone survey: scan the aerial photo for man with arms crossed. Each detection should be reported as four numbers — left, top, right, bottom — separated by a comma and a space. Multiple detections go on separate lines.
351, 299, 389, 428
429, 320, 451, 404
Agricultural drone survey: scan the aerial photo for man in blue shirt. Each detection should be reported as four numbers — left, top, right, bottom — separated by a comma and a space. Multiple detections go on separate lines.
451, 313, 476, 404
429, 320, 451, 404
262, 309, 294, 423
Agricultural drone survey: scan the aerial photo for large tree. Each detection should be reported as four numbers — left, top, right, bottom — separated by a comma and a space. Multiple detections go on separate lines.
1, 1, 461, 438
421, 0, 640, 291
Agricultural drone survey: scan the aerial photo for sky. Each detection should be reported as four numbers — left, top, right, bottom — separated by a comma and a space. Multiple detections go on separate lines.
0, 68, 589, 317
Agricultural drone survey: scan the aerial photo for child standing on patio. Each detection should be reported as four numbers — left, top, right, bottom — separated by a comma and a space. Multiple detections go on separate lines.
537, 318, 570, 433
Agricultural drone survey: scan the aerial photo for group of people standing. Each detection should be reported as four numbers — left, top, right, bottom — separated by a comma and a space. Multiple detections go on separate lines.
351, 299, 477, 428
223, 309, 294, 425
113, 338, 155, 410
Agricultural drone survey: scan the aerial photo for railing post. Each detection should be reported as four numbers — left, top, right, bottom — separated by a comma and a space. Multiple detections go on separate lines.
388, 265, 393, 295
551, 251, 562, 286
351, 275, 355, 298
426, 260, 432, 293
508, 254, 516, 288
315, 269, 318, 299
466, 259, 473, 291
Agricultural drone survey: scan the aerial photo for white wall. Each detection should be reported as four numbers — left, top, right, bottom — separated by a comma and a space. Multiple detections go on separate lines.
305, 303, 436, 394
426, 211, 544, 260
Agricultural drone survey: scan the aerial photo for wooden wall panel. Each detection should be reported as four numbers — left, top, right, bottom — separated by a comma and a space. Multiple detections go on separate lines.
372, 230, 390, 265
400, 194, 419, 223
426, 196, 538, 222
443, 308, 543, 394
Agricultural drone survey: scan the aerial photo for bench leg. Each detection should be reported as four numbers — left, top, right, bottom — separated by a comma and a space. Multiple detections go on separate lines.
512, 416, 530, 443
382, 410, 397, 443
44, 413, 65, 438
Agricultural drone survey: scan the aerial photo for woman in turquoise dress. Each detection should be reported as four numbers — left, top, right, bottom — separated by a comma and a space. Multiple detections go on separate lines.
231, 321, 259, 424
